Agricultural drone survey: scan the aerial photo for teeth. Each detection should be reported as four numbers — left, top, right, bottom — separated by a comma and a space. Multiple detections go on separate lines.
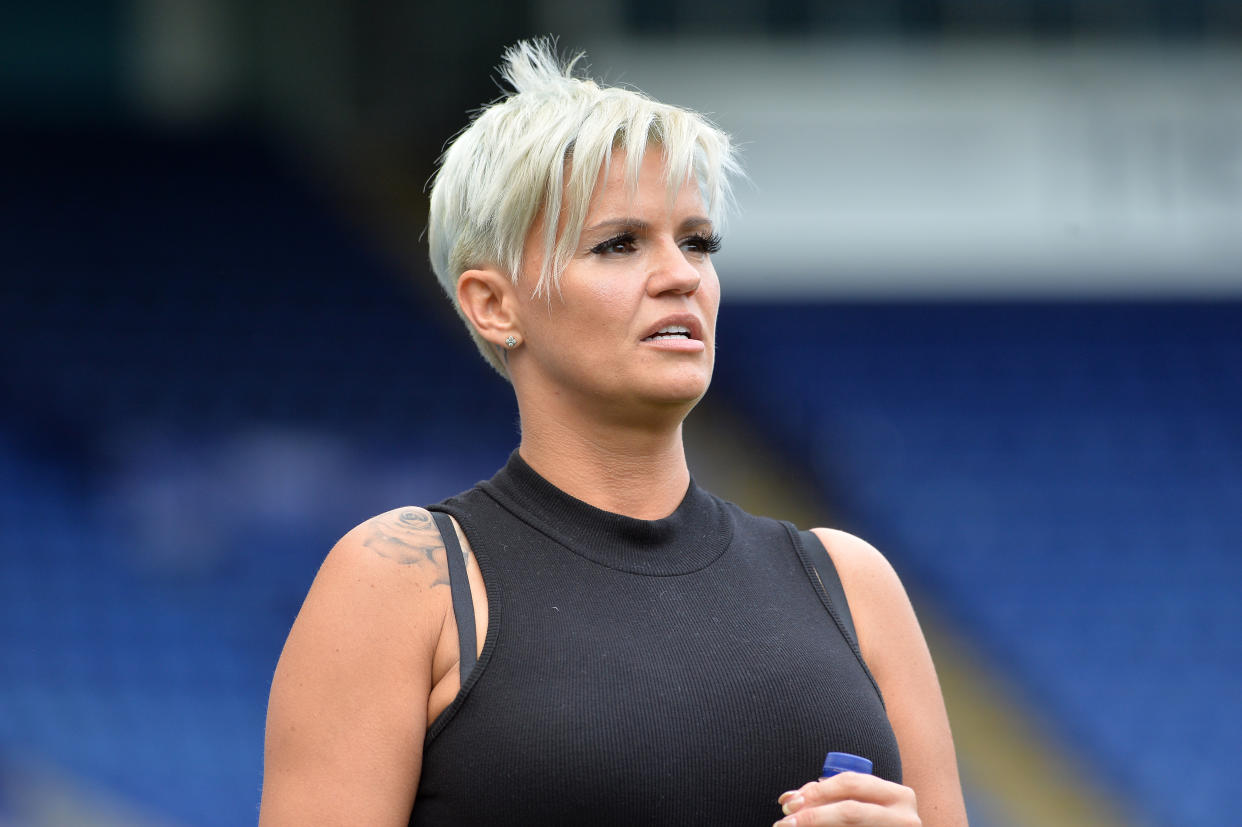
647, 325, 690, 340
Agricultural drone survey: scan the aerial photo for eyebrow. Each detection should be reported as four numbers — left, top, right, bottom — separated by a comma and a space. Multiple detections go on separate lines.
583, 216, 713, 235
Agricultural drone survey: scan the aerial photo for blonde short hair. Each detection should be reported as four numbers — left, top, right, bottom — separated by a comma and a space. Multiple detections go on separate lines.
427, 37, 741, 377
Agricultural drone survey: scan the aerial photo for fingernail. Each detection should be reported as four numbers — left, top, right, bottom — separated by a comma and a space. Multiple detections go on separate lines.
775, 818, 797, 827
777, 791, 796, 805
781, 795, 804, 815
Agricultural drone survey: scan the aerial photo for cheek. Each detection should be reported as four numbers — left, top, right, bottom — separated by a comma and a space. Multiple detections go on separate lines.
700, 269, 722, 323
573, 281, 634, 330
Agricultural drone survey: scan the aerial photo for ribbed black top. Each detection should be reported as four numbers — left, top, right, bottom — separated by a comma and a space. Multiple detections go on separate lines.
413, 451, 900, 826
482, 450, 733, 575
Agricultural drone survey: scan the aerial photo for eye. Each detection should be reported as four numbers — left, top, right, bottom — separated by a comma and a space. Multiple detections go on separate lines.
590, 232, 638, 255
682, 232, 722, 256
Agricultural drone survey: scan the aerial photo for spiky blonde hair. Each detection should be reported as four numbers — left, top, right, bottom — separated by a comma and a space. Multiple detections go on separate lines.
427, 37, 741, 378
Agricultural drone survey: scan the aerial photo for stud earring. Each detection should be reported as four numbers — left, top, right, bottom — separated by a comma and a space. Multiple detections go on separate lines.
505, 335, 519, 349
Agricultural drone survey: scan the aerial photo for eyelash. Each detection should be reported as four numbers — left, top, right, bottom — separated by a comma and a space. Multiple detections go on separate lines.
589, 233, 637, 255
688, 232, 723, 255
589, 232, 722, 256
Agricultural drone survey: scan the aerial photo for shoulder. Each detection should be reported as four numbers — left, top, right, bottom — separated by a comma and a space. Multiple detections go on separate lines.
807, 528, 915, 677
269, 505, 459, 724
332, 506, 453, 573
288, 507, 451, 612
809, 528, 901, 595
300, 506, 459, 640
260, 506, 453, 823
276, 504, 455, 679
808, 528, 970, 824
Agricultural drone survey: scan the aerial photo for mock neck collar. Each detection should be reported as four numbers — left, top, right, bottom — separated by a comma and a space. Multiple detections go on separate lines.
479, 450, 733, 576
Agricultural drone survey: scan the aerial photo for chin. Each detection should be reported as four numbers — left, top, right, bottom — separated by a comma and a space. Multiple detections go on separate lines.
642, 369, 713, 409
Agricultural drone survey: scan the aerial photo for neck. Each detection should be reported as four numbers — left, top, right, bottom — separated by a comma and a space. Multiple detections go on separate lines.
516, 396, 692, 520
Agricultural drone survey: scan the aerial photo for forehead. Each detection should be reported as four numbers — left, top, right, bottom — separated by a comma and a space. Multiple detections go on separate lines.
586, 148, 706, 219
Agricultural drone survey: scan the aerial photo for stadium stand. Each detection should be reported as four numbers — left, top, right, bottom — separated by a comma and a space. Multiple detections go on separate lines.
711, 301, 1241, 827
2, 128, 1237, 825
1, 128, 517, 825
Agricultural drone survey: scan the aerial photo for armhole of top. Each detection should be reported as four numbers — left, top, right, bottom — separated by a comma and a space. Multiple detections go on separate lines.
795, 526, 887, 707
797, 528, 860, 654
430, 510, 477, 684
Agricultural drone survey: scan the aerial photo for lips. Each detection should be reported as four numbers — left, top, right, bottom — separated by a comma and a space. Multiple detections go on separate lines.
640, 314, 703, 342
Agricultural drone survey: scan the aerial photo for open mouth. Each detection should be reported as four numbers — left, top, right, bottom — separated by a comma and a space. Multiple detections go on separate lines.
643, 325, 692, 342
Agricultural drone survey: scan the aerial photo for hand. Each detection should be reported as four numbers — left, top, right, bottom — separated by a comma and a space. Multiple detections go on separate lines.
774, 772, 920, 826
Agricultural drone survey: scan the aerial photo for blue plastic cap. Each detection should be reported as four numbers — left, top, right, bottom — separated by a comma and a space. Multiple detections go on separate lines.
821, 752, 873, 778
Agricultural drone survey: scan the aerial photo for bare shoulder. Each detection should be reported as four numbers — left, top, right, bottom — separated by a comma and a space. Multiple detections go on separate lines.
809, 528, 907, 617
810, 527, 969, 826
809, 527, 920, 684
276, 504, 455, 690
808, 527, 891, 572
259, 506, 452, 826
285, 504, 455, 684
288, 506, 457, 640
338, 505, 449, 569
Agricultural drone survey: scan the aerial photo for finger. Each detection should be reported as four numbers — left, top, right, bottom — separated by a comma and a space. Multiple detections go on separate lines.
774, 799, 919, 827
780, 773, 915, 811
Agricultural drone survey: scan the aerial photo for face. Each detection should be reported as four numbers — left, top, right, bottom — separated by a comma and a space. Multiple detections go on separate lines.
511, 149, 721, 422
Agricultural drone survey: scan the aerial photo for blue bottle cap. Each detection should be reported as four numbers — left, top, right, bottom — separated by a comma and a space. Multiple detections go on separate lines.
821, 752, 873, 778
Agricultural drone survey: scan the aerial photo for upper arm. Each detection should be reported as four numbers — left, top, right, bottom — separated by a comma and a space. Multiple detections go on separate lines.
811, 527, 969, 827
260, 507, 451, 827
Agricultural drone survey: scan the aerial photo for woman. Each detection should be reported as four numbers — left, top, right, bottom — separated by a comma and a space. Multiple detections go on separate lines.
260, 39, 967, 826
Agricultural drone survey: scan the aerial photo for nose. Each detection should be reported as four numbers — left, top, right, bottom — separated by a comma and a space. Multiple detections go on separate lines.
646, 239, 702, 297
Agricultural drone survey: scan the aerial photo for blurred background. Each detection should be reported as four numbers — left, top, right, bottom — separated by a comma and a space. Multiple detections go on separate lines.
2, 1, 1240, 825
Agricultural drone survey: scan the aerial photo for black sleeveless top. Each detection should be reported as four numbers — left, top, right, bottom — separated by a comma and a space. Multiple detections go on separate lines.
412, 452, 900, 826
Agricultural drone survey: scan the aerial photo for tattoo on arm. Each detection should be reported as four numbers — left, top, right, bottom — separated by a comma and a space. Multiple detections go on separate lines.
362, 509, 468, 586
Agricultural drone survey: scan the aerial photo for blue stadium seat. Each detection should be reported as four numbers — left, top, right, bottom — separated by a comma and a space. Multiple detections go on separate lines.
711, 301, 1242, 826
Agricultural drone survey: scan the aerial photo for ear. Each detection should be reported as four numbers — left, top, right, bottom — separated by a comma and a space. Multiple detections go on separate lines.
457, 268, 521, 348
